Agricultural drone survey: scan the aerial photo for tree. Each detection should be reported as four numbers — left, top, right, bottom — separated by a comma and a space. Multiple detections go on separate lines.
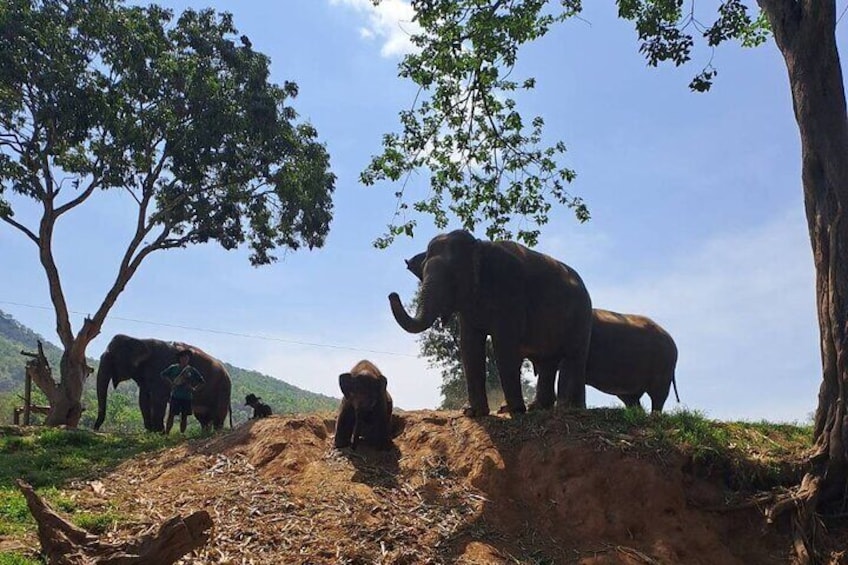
366, 0, 846, 560
0, 0, 336, 426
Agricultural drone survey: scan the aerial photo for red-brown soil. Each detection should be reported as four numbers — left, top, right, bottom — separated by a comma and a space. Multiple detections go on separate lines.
53, 411, 825, 564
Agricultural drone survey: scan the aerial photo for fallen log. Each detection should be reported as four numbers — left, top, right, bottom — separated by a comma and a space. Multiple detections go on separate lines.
16, 479, 212, 564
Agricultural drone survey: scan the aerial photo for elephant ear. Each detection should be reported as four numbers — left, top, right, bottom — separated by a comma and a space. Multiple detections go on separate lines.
405, 252, 427, 281
99, 351, 120, 389
378, 374, 388, 390
339, 373, 356, 397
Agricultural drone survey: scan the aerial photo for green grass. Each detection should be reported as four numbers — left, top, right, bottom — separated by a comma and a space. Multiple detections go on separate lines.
0, 553, 42, 565
0, 489, 31, 535
573, 407, 813, 489
510, 407, 813, 491
0, 427, 185, 539
0, 427, 182, 489
73, 507, 127, 534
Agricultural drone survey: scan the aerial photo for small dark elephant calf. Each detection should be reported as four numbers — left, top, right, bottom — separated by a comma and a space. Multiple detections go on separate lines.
334, 360, 393, 450
244, 393, 272, 419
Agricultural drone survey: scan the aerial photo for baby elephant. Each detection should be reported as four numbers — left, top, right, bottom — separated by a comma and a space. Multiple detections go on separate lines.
559, 309, 679, 412
334, 360, 393, 450
244, 393, 272, 419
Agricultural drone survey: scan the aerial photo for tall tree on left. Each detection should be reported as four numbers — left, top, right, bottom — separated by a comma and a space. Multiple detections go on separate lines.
0, 0, 336, 426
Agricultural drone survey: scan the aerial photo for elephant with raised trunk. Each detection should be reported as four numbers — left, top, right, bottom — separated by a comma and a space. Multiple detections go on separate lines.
390, 230, 593, 416
555, 309, 680, 412
93, 335, 232, 432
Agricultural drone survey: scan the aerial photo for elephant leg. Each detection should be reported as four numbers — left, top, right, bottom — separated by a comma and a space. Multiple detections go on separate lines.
150, 397, 167, 432
529, 359, 557, 410
648, 381, 671, 413
618, 394, 644, 410
192, 406, 209, 432
138, 387, 153, 431
460, 319, 489, 417
490, 329, 526, 414
334, 404, 355, 449
557, 347, 589, 409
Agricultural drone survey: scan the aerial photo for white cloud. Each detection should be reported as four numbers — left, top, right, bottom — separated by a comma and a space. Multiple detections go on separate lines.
329, 0, 420, 57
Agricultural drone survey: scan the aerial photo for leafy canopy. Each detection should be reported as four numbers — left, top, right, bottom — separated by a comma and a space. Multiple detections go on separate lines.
0, 0, 335, 265
363, 0, 768, 247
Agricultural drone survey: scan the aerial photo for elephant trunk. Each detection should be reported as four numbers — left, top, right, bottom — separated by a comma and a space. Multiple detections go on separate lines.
389, 278, 442, 334
93, 355, 112, 430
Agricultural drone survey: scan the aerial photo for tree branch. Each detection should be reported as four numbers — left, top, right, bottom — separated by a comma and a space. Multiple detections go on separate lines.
79, 191, 157, 344
21, 342, 58, 402
0, 131, 26, 154
54, 176, 102, 217
0, 214, 39, 245
35, 191, 76, 349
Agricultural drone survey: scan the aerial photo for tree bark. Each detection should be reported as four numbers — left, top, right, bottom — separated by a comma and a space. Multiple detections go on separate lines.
759, 0, 848, 562
17, 480, 212, 565
43, 351, 89, 427
22, 341, 92, 428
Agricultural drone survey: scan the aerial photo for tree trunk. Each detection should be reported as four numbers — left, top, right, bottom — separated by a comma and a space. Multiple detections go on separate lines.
17, 479, 212, 564
43, 350, 89, 427
760, 0, 848, 561
24, 339, 93, 428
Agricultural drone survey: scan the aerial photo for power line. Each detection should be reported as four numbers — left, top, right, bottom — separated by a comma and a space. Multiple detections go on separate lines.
0, 299, 418, 358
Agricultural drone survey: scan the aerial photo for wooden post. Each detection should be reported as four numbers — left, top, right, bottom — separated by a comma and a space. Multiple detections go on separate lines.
20, 341, 56, 426
23, 371, 32, 426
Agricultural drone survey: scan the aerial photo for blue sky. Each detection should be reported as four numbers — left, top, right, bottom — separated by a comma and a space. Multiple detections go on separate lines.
2, 0, 844, 423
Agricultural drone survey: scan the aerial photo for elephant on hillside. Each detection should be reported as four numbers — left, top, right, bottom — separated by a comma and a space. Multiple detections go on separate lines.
93, 335, 232, 432
390, 230, 593, 416
554, 309, 680, 412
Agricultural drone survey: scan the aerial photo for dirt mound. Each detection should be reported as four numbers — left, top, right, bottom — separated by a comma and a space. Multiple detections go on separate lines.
68, 411, 800, 564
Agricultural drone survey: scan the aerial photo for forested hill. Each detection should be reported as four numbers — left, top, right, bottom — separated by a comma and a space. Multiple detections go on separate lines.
0, 311, 65, 393
0, 310, 338, 427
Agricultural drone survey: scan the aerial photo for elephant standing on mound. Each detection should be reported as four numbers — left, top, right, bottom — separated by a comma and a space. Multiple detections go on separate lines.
390, 230, 593, 416
553, 309, 680, 412
93, 335, 232, 432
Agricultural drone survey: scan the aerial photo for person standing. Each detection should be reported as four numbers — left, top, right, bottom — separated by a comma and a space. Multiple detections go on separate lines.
161, 349, 205, 434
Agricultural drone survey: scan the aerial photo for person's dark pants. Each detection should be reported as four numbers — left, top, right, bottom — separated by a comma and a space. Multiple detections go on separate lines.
165, 397, 192, 434
169, 397, 192, 417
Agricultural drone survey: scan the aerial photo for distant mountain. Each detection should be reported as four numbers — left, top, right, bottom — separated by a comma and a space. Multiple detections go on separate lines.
0, 311, 65, 393
0, 310, 338, 427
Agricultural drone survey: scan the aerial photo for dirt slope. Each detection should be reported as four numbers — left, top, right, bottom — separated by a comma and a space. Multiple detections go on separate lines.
67, 411, 802, 564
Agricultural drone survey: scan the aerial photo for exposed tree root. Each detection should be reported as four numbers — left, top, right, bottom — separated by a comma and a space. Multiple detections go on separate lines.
767, 471, 827, 565
17, 479, 212, 564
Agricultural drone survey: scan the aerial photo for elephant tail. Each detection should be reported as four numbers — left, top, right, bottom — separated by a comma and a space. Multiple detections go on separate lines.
229, 401, 233, 429
672, 373, 680, 403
